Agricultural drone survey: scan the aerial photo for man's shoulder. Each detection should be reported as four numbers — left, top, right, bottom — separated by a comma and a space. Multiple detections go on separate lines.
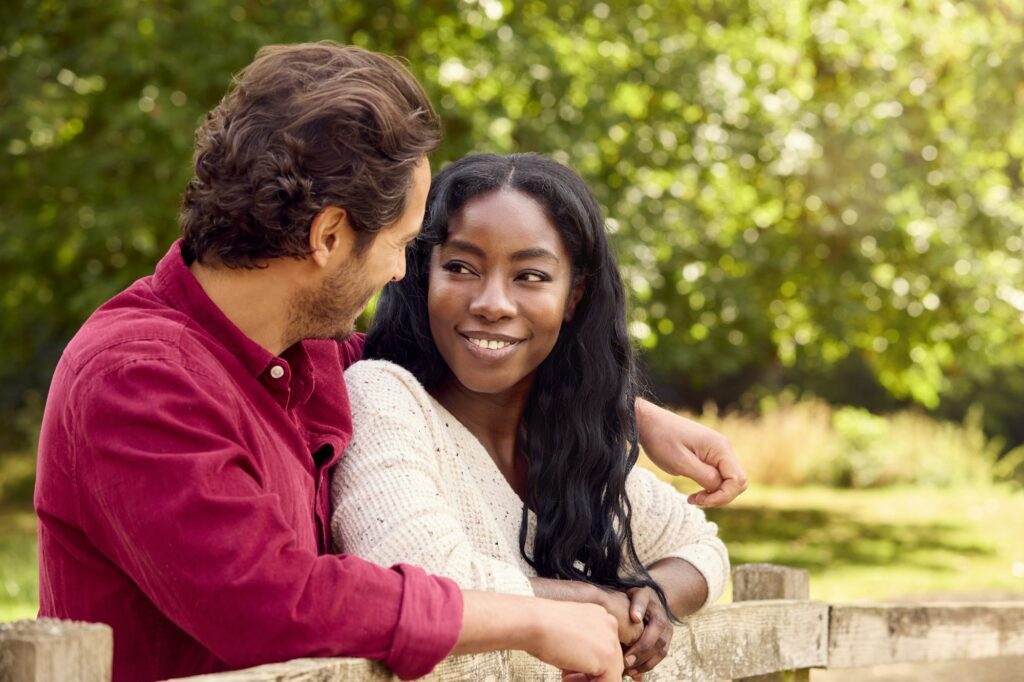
59, 280, 208, 383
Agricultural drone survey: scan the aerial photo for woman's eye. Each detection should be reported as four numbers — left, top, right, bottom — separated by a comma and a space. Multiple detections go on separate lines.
518, 271, 549, 283
442, 261, 474, 275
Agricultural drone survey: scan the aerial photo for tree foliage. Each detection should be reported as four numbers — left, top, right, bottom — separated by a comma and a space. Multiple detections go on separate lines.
2, 0, 1022, 446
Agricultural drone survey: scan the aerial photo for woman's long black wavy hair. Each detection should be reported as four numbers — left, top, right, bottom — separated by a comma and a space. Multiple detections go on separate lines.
365, 153, 669, 609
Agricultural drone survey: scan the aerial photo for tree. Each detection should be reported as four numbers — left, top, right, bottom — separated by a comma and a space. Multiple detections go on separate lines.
2, 0, 1022, 448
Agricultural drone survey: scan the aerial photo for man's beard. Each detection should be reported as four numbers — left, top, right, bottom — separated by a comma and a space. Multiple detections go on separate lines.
285, 262, 375, 345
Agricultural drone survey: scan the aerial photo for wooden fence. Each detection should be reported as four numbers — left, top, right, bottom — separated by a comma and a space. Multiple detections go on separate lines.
2, 564, 1022, 681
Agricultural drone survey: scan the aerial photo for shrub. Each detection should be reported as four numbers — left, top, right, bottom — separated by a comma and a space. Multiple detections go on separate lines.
689, 398, 1003, 488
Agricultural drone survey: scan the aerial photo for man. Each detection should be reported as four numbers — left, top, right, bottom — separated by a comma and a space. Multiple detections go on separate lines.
36, 42, 745, 681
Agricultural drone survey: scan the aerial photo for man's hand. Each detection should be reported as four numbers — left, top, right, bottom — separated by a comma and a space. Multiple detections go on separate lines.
622, 586, 673, 680
530, 577, 643, 646
523, 599, 625, 681
595, 587, 645, 647
455, 590, 624, 681
635, 398, 749, 507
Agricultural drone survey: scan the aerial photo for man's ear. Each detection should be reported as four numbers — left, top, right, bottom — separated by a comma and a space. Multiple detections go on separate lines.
309, 206, 357, 269
564, 276, 586, 322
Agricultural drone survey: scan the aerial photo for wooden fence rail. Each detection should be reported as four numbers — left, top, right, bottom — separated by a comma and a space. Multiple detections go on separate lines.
2, 564, 1022, 682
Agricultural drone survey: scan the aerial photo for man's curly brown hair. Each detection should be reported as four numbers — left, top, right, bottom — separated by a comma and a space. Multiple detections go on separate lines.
180, 42, 440, 267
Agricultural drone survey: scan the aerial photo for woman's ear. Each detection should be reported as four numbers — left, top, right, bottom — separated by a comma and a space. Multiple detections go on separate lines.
564, 276, 586, 322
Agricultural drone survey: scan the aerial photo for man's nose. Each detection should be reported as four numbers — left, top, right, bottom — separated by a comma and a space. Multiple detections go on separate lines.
468, 276, 516, 321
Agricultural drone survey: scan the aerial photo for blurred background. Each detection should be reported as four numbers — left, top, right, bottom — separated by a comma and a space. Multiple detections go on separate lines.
1, 0, 1022, 643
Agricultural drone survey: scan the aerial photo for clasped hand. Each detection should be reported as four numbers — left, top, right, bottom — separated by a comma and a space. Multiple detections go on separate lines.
598, 586, 672, 681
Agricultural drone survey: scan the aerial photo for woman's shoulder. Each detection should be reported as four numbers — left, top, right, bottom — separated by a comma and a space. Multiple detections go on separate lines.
342, 358, 425, 401
343, 359, 432, 406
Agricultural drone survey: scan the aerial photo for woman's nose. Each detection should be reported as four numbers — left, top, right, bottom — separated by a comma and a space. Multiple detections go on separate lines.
468, 277, 516, 321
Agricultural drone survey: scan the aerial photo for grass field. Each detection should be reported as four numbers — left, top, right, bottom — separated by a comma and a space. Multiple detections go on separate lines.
3, 469, 1022, 621
0, 506, 37, 621
700, 484, 1024, 602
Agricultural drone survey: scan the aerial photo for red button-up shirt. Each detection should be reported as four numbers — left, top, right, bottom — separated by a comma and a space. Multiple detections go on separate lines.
36, 240, 462, 681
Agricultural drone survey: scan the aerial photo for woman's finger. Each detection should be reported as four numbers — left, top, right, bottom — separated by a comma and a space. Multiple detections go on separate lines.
624, 611, 673, 674
628, 587, 652, 623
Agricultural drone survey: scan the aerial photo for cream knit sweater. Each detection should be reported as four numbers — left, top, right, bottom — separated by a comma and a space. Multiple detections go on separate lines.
331, 360, 730, 681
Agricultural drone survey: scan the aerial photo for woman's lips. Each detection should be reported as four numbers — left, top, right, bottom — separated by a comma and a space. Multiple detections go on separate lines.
459, 333, 523, 359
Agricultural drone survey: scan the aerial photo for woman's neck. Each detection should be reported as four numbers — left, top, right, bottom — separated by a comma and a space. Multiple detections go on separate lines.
430, 374, 532, 496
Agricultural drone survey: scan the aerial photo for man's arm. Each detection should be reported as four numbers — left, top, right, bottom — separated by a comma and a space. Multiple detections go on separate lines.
635, 397, 749, 506
71, 358, 459, 680
455, 591, 624, 681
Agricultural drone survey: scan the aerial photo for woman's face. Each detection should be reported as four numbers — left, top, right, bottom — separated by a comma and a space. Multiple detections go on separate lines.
427, 189, 581, 397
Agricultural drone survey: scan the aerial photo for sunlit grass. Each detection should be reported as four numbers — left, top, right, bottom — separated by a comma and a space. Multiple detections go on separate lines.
642, 399, 1024, 602
689, 482, 1024, 602
0, 507, 38, 621
0, 449, 38, 621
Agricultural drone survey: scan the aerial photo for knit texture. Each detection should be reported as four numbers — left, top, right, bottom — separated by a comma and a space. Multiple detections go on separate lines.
332, 360, 730, 681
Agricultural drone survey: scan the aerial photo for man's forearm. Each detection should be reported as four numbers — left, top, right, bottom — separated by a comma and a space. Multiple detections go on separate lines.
634, 396, 749, 507
451, 590, 542, 655
528, 576, 605, 606
452, 590, 624, 681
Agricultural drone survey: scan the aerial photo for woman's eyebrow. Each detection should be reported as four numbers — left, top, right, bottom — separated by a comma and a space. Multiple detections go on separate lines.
442, 239, 485, 257
442, 239, 559, 263
511, 247, 559, 263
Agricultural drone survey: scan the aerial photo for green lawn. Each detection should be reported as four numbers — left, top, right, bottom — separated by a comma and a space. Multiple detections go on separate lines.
0, 507, 38, 621
702, 484, 1024, 602
2, 460, 1022, 622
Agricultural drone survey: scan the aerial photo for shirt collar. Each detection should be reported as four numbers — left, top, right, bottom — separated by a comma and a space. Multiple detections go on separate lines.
152, 239, 316, 410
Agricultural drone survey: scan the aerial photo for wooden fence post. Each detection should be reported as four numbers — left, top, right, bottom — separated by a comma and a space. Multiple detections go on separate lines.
0, 619, 112, 682
732, 564, 813, 682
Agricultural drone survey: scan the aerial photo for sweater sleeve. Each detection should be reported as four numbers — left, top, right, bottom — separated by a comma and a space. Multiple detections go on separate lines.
332, 361, 534, 597
626, 467, 730, 608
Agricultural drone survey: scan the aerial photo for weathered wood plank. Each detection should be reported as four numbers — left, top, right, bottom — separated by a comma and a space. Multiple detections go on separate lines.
0, 619, 112, 682
166, 657, 396, 682
167, 652, 506, 681
829, 602, 1024, 668
170, 601, 829, 682
732, 564, 812, 682
658, 600, 829, 682
733, 564, 810, 603
16, 598, 1022, 681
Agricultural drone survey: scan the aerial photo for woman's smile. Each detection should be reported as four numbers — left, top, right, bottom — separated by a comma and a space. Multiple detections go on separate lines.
460, 331, 525, 359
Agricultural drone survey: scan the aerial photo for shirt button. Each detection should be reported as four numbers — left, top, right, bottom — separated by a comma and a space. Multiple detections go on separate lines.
269, 365, 285, 379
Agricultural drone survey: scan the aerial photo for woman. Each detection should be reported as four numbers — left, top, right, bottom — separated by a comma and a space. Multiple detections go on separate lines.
332, 153, 728, 680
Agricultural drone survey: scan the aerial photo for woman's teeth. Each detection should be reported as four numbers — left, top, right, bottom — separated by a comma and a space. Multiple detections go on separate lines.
468, 337, 516, 350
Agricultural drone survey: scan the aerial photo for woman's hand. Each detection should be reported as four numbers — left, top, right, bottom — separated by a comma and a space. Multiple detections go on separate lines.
622, 586, 673, 680
635, 398, 748, 507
